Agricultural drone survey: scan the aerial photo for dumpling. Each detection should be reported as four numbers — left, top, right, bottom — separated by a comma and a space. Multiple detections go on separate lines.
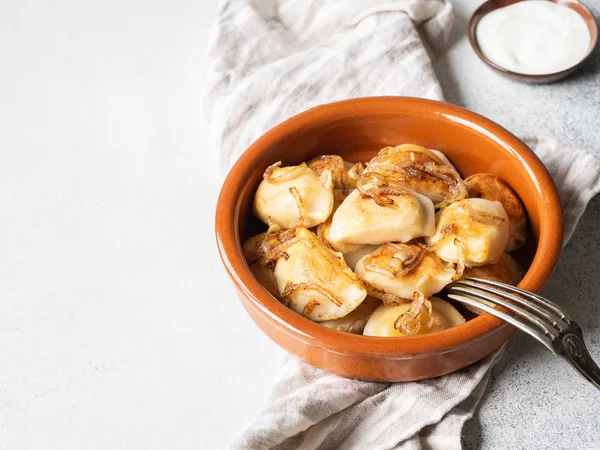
366, 144, 449, 167
320, 296, 381, 334
425, 198, 510, 267
430, 149, 458, 171
365, 144, 467, 209
307, 155, 364, 193
340, 245, 381, 271
460, 253, 521, 315
328, 174, 435, 246
363, 297, 465, 337
465, 173, 527, 251
317, 212, 378, 270
354, 243, 455, 303
253, 162, 334, 229
266, 227, 367, 321
316, 193, 379, 269
248, 261, 280, 297
242, 231, 269, 264
243, 232, 288, 298
462, 253, 521, 285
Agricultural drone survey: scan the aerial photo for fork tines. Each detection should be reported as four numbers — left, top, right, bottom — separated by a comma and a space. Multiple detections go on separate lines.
448, 277, 572, 354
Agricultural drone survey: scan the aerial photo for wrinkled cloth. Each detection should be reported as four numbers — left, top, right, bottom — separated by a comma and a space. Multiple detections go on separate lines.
204, 0, 453, 174
202, 1, 600, 449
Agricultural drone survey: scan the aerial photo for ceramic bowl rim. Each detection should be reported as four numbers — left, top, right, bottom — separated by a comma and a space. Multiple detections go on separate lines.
468, 0, 599, 82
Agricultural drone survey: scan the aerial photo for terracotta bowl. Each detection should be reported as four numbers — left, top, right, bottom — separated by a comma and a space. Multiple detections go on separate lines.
215, 97, 563, 381
468, 0, 599, 84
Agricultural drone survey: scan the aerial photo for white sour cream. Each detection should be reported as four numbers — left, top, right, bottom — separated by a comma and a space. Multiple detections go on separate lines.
476, 1, 591, 75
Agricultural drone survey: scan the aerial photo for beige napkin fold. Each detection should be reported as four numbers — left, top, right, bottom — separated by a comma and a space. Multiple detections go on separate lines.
204, 0, 452, 175
203, 1, 600, 448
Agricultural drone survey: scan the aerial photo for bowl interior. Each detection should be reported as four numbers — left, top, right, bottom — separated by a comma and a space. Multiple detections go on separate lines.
218, 97, 563, 355
468, 0, 599, 82
239, 114, 542, 250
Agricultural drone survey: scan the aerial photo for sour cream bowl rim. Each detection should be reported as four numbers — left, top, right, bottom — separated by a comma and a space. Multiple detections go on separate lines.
468, 0, 598, 83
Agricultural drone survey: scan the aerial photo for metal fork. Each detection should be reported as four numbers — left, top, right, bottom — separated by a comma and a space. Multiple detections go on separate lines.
448, 277, 600, 391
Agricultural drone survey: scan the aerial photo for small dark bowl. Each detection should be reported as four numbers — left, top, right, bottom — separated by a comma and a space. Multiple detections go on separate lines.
468, 0, 599, 83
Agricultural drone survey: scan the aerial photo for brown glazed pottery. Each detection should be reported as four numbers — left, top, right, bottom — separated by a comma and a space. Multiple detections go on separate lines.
215, 97, 563, 381
468, 0, 598, 83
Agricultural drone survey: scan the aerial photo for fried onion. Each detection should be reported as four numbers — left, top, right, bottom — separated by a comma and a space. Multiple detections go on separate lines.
393, 290, 434, 335
289, 186, 306, 227
356, 172, 411, 208
363, 243, 425, 278
282, 282, 343, 307
263, 161, 308, 183
365, 158, 467, 209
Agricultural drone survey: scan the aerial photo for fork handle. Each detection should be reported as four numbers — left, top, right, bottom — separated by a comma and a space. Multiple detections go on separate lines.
561, 331, 600, 391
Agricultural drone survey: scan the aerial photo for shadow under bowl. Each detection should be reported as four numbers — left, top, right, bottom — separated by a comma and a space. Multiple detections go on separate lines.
215, 97, 564, 381
468, 0, 599, 84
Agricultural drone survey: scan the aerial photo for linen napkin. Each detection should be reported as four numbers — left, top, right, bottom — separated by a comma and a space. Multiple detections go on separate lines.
203, 1, 600, 448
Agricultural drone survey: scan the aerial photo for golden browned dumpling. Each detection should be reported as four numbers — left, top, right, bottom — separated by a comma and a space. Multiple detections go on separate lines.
354, 243, 455, 303
307, 155, 364, 193
465, 173, 527, 252
248, 261, 280, 297
316, 193, 379, 269
262, 227, 367, 321
430, 149, 458, 171
243, 232, 288, 298
363, 297, 465, 337
320, 296, 381, 334
425, 198, 510, 267
367, 144, 448, 167
242, 231, 269, 264
462, 253, 521, 285
328, 174, 435, 246
318, 215, 378, 270
365, 144, 468, 209
253, 162, 334, 229
340, 245, 381, 271
460, 253, 521, 315
465, 173, 527, 251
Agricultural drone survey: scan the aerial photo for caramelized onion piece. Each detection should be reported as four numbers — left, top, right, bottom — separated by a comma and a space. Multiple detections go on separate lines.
357, 172, 411, 207
283, 282, 342, 308
362, 243, 425, 277
363, 297, 465, 337
368, 144, 446, 166
243, 231, 292, 299
307, 155, 364, 193
394, 291, 433, 335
